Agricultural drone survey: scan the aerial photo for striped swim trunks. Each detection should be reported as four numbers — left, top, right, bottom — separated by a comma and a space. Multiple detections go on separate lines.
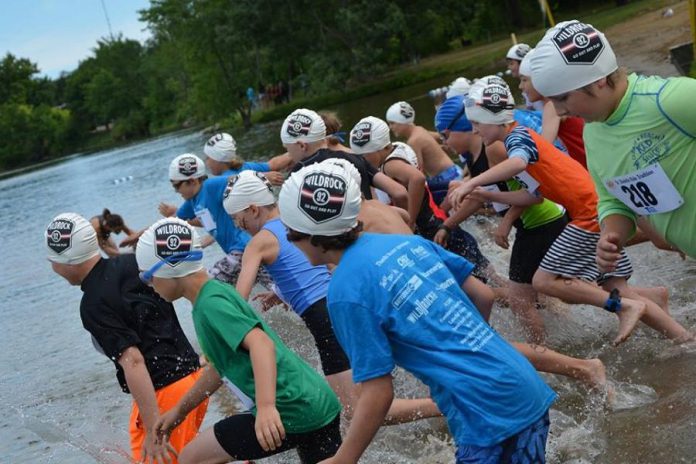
538, 224, 633, 284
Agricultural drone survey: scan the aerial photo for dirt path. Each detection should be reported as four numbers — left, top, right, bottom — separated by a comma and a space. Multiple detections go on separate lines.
604, 1, 691, 76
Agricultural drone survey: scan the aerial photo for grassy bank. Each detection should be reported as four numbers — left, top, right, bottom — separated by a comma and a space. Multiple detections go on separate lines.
242, 0, 678, 126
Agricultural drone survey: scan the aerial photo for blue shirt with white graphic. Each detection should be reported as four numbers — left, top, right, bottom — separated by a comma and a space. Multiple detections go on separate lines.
327, 233, 555, 448
177, 175, 250, 253
514, 109, 567, 153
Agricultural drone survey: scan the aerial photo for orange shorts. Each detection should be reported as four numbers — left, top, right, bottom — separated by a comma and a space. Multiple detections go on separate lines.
129, 369, 208, 463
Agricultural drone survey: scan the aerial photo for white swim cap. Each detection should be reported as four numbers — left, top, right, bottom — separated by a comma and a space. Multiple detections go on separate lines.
349, 116, 391, 155
223, 170, 276, 215
385, 101, 415, 124
477, 74, 511, 90
169, 154, 206, 181
204, 133, 237, 162
506, 43, 531, 61
278, 161, 361, 236
530, 20, 617, 97
317, 158, 362, 187
46, 213, 100, 265
446, 77, 472, 98
135, 218, 203, 279
465, 80, 516, 125
280, 109, 326, 145
518, 48, 535, 77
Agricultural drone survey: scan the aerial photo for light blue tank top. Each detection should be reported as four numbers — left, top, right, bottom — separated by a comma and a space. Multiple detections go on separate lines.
263, 218, 331, 315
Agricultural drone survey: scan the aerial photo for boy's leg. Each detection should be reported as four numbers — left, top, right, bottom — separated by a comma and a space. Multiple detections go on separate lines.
603, 278, 692, 343
181, 413, 295, 463
632, 286, 670, 314
508, 282, 546, 344
295, 414, 342, 463
512, 343, 606, 388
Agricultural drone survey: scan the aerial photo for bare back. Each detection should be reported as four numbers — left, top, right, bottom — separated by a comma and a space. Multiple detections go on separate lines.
359, 200, 413, 234
408, 125, 455, 178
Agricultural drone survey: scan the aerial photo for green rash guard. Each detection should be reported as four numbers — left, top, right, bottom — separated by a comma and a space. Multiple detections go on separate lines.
584, 73, 696, 257
505, 178, 564, 230
192, 280, 341, 434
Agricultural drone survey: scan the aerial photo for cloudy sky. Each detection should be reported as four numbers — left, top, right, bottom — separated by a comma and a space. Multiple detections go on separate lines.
0, 0, 151, 78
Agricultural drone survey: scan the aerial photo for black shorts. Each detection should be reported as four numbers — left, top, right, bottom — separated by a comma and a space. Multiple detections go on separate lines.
300, 298, 351, 376
509, 215, 568, 284
213, 412, 341, 463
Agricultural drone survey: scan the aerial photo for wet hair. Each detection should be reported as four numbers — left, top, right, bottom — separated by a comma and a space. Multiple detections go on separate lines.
227, 159, 243, 169
286, 222, 363, 251
101, 209, 125, 231
320, 111, 343, 146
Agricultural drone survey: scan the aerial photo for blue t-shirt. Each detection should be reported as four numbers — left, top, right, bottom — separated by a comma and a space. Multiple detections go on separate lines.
177, 175, 250, 253
327, 233, 555, 448
262, 218, 331, 315
514, 109, 567, 153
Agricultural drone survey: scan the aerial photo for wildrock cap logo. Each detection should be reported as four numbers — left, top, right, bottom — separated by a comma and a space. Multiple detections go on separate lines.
286, 114, 313, 138
351, 121, 372, 147
481, 85, 512, 113
47, 219, 74, 254
206, 133, 224, 147
178, 156, 198, 176
552, 21, 604, 65
299, 172, 347, 223
399, 103, 414, 119
154, 222, 193, 265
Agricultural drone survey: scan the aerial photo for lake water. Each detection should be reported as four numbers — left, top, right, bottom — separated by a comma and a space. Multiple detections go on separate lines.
2, 75, 696, 463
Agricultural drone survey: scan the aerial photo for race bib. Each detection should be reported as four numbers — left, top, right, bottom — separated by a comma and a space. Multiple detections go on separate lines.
480, 184, 509, 212
604, 163, 683, 215
513, 171, 540, 193
196, 208, 216, 231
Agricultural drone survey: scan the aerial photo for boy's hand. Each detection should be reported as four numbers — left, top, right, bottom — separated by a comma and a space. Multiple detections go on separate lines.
494, 220, 512, 249
448, 180, 476, 209
141, 429, 177, 464
252, 292, 287, 312
596, 232, 622, 273
158, 203, 177, 217
264, 171, 285, 186
154, 406, 183, 442
255, 405, 285, 451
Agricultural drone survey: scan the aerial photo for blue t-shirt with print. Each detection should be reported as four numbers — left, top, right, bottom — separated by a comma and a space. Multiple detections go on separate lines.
223, 161, 270, 177
327, 233, 555, 448
177, 175, 250, 253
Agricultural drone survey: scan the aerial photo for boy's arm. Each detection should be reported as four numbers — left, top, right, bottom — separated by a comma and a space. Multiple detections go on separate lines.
460, 275, 495, 322
236, 232, 278, 301
372, 172, 409, 211
470, 187, 542, 206
119, 346, 176, 462
492, 205, 524, 249
156, 365, 222, 437
541, 101, 561, 143
320, 375, 394, 464
383, 160, 426, 228
242, 327, 285, 452
449, 157, 528, 208
100, 236, 120, 257
267, 153, 294, 172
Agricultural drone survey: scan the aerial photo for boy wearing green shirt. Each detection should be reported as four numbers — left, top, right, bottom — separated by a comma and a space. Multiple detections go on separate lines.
135, 217, 342, 464
530, 20, 696, 266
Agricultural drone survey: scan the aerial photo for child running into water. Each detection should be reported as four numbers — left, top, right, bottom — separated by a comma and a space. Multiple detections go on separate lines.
278, 162, 556, 463
46, 213, 206, 464
449, 79, 693, 346
529, 20, 696, 261
223, 170, 441, 423
136, 218, 343, 464
386, 101, 464, 204
159, 153, 273, 288
90, 208, 136, 257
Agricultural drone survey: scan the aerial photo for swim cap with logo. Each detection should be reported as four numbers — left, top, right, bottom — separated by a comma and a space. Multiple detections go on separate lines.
435, 95, 473, 133
385, 101, 415, 124
223, 170, 276, 215
280, 109, 327, 145
530, 20, 617, 97
278, 161, 361, 236
46, 213, 100, 265
518, 48, 535, 77
465, 80, 516, 125
506, 43, 531, 61
446, 77, 472, 99
204, 133, 237, 162
169, 154, 206, 181
349, 116, 391, 155
387, 142, 419, 169
135, 218, 203, 279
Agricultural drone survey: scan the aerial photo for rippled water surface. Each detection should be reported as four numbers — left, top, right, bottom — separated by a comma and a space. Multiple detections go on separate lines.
2, 77, 696, 463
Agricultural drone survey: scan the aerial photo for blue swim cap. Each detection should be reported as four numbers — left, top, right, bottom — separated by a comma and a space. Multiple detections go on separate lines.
434, 95, 473, 133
